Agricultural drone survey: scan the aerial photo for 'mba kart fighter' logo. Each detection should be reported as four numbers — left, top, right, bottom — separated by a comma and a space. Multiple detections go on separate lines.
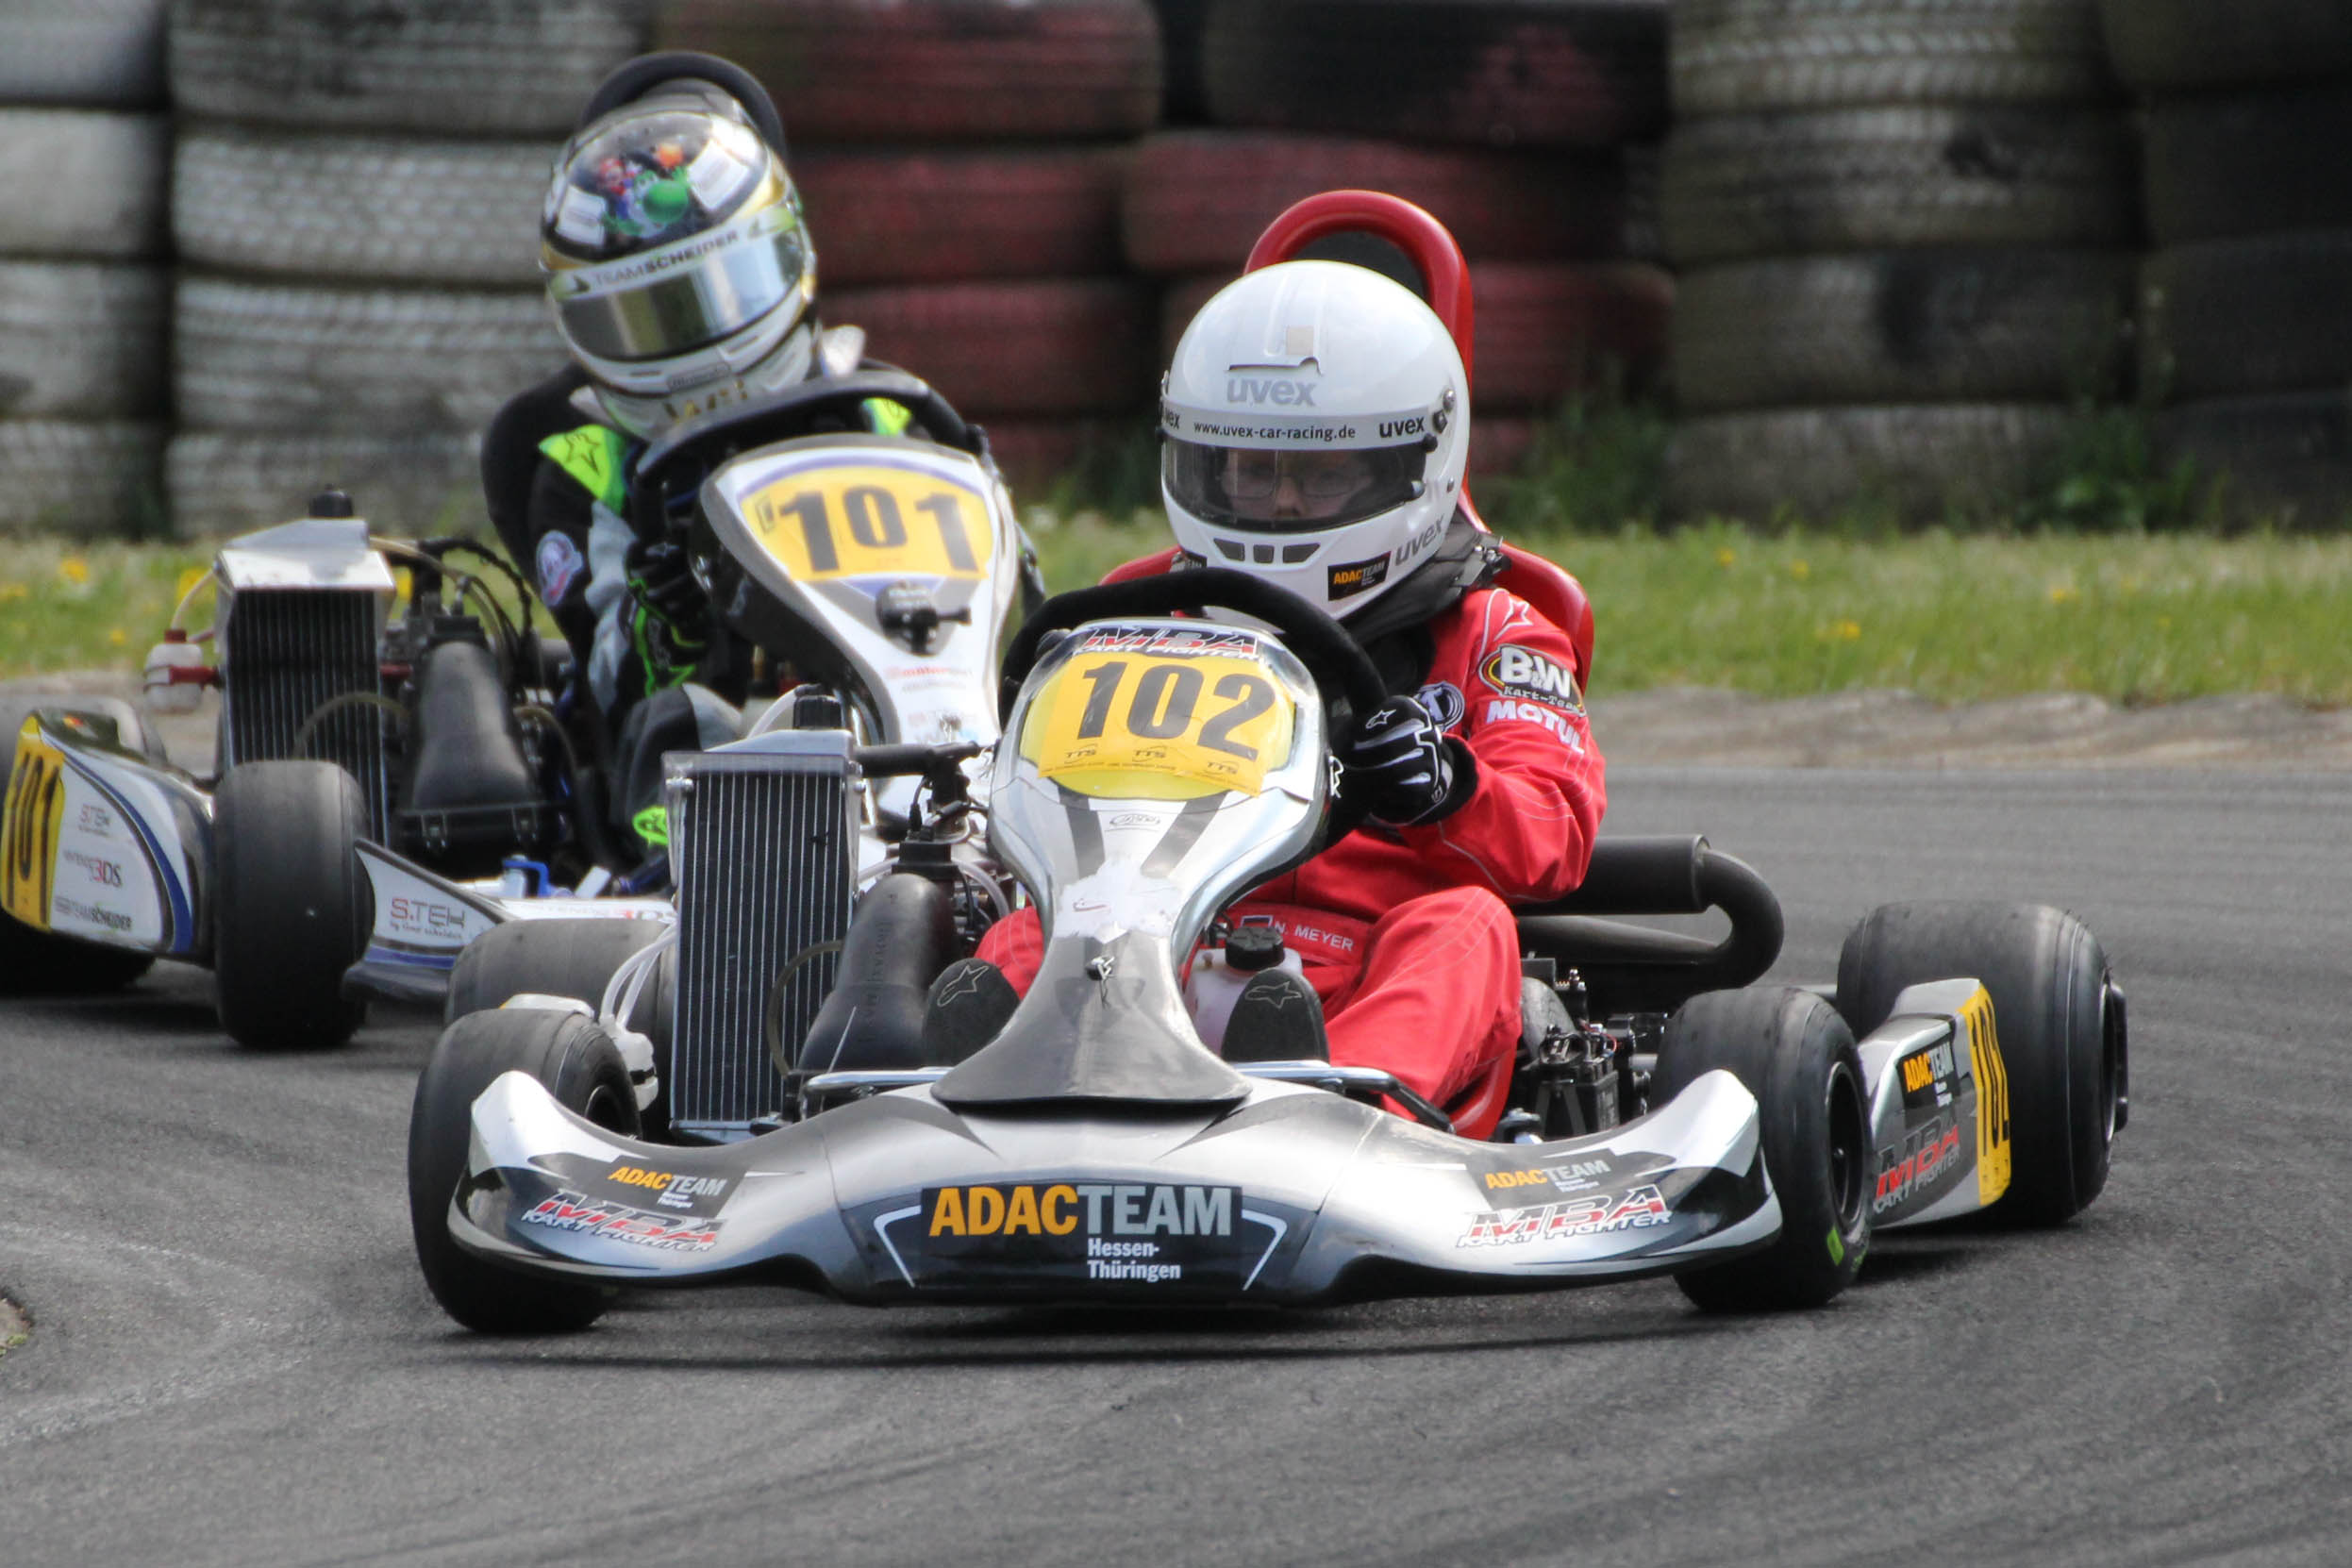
1476, 643, 1586, 747
521, 1193, 723, 1253
919, 1181, 1245, 1285
1459, 1185, 1669, 1247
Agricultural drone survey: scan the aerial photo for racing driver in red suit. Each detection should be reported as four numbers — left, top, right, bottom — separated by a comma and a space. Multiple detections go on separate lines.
964, 259, 1606, 1139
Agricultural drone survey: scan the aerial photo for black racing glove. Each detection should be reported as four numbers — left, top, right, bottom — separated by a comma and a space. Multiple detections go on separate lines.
1342, 694, 1468, 827
624, 538, 711, 689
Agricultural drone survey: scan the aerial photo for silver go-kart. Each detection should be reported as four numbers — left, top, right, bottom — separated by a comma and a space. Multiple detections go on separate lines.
407, 572, 2127, 1331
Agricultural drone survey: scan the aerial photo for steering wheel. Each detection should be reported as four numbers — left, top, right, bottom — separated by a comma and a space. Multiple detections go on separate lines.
628, 370, 987, 537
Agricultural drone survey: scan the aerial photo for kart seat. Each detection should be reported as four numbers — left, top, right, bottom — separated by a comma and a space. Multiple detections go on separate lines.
1100, 542, 1593, 687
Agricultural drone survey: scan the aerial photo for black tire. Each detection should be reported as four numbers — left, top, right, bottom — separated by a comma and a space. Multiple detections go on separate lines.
445, 916, 673, 1134
2142, 85, 2352, 247
2096, 0, 2352, 92
211, 760, 368, 1051
165, 430, 480, 541
1653, 986, 1872, 1311
171, 125, 549, 286
0, 692, 157, 993
1674, 249, 2132, 414
0, 0, 167, 108
1674, 0, 2116, 117
0, 420, 164, 537
2140, 232, 2352, 405
407, 1007, 640, 1333
1660, 106, 2133, 267
2153, 391, 2352, 527
172, 275, 562, 435
1662, 402, 2070, 524
0, 109, 170, 261
1201, 0, 1669, 148
167, 0, 645, 136
1837, 902, 2126, 1226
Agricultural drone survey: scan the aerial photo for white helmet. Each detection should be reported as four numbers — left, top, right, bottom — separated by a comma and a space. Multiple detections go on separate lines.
1160, 259, 1468, 620
540, 79, 817, 440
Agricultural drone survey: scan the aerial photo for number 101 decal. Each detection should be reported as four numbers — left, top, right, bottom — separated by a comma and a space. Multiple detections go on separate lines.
743, 459, 994, 583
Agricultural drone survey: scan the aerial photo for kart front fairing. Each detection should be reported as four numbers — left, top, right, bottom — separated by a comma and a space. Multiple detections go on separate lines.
449, 616, 1781, 1305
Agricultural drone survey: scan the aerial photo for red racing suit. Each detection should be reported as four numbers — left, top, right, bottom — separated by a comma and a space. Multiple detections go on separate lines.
976, 582, 1608, 1138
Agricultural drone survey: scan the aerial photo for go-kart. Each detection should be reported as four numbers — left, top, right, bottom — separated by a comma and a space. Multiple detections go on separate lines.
405, 568, 2127, 1331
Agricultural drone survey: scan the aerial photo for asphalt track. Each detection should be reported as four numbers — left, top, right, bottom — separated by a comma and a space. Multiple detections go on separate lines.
4, 766, 2347, 1568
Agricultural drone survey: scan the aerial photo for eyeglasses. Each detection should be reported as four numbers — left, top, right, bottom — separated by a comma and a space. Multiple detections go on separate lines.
1222, 450, 1375, 501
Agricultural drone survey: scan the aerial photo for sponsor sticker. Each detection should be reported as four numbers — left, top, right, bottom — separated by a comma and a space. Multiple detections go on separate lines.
607, 1162, 731, 1213
1415, 681, 1466, 731
536, 532, 587, 605
1478, 644, 1585, 715
1479, 1157, 1614, 1200
521, 1192, 723, 1253
1874, 1112, 1963, 1214
887, 1181, 1285, 1291
1459, 1185, 1670, 1247
1326, 555, 1389, 601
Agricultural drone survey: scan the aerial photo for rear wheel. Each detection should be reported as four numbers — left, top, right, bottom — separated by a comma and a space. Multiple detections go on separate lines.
407, 1006, 639, 1334
1838, 901, 2125, 1226
1654, 986, 1872, 1311
212, 759, 367, 1050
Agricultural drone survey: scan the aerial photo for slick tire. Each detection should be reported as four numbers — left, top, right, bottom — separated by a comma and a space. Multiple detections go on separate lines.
1653, 986, 1872, 1311
0, 110, 170, 260
172, 125, 550, 287
2142, 86, 2352, 246
1672, 0, 2116, 117
2095, 0, 2352, 92
1838, 902, 2126, 1226
1120, 130, 1627, 275
829, 278, 1154, 418
2153, 392, 2352, 527
792, 146, 1126, 286
1661, 403, 2070, 524
173, 277, 563, 435
168, 0, 646, 135
211, 760, 369, 1051
653, 0, 1163, 141
0, 420, 165, 538
2140, 232, 2352, 405
1200, 0, 1670, 148
446, 918, 673, 1134
1673, 249, 2133, 413
166, 431, 481, 541
408, 1007, 640, 1334
0, 0, 167, 107
1660, 106, 2132, 267
0, 262, 168, 420
0, 694, 157, 993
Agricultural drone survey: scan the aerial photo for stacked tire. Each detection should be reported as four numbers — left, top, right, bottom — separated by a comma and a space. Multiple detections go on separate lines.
0, 1, 172, 537
657, 0, 1164, 490
1130, 0, 1675, 480
2108, 0, 2352, 524
1660, 0, 2135, 523
162, 0, 640, 536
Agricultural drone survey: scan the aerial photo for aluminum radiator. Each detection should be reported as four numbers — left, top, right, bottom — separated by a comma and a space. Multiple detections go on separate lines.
666, 733, 858, 1141
219, 588, 388, 836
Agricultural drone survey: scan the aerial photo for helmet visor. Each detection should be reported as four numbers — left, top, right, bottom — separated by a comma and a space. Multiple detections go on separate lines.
550, 207, 810, 363
1163, 438, 1427, 534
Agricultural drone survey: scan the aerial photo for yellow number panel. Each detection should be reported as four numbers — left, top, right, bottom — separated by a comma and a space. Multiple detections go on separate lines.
2, 721, 65, 929
1961, 984, 2012, 1206
1025, 651, 1295, 800
742, 459, 993, 583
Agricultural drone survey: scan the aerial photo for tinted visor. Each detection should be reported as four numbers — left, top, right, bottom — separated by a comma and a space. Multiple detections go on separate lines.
1163, 440, 1427, 534
552, 211, 809, 363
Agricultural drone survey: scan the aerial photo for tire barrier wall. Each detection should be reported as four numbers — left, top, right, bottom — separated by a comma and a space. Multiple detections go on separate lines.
0, 5, 170, 537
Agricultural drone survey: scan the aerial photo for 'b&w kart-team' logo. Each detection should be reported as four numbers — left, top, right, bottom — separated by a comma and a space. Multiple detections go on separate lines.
1478, 644, 1584, 715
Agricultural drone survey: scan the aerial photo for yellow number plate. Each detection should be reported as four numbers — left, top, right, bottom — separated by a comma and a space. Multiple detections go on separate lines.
742, 460, 993, 583
1961, 985, 2012, 1206
1026, 651, 1294, 800
2, 721, 65, 929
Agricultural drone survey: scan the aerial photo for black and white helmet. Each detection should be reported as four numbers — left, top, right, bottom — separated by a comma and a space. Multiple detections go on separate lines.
1160, 260, 1469, 619
540, 59, 815, 439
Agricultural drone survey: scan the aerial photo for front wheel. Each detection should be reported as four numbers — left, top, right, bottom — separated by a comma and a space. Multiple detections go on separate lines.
1838, 902, 2126, 1226
1653, 986, 1873, 1312
211, 760, 367, 1050
407, 1006, 641, 1334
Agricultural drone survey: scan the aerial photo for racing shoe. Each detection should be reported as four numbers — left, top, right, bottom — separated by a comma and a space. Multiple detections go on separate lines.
922, 958, 1018, 1065
1220, 969, 1328, 1063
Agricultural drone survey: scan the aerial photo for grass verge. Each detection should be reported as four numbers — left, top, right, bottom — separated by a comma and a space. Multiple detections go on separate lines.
8, 523, 2352, 708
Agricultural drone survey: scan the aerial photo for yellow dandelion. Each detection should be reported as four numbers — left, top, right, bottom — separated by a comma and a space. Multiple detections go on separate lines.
1816, 619, 1861, 642
1714, 547, 1737, 569
0, 582, 26, 603
1789, 559, 1811, 581
108, 628, 127, 647
58, 557, 90, 586
175, 566, 209, 601
2049, 584, 2080, 605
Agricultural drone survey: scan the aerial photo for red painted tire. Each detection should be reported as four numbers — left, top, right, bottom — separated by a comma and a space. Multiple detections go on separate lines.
1121, 129, 1626, 275
653, 0, 1162, 142
1160, 263, 1672, 409
830, 277, 1155, 417
1201, 0, 1669, 148
795, 146, 1126, 287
